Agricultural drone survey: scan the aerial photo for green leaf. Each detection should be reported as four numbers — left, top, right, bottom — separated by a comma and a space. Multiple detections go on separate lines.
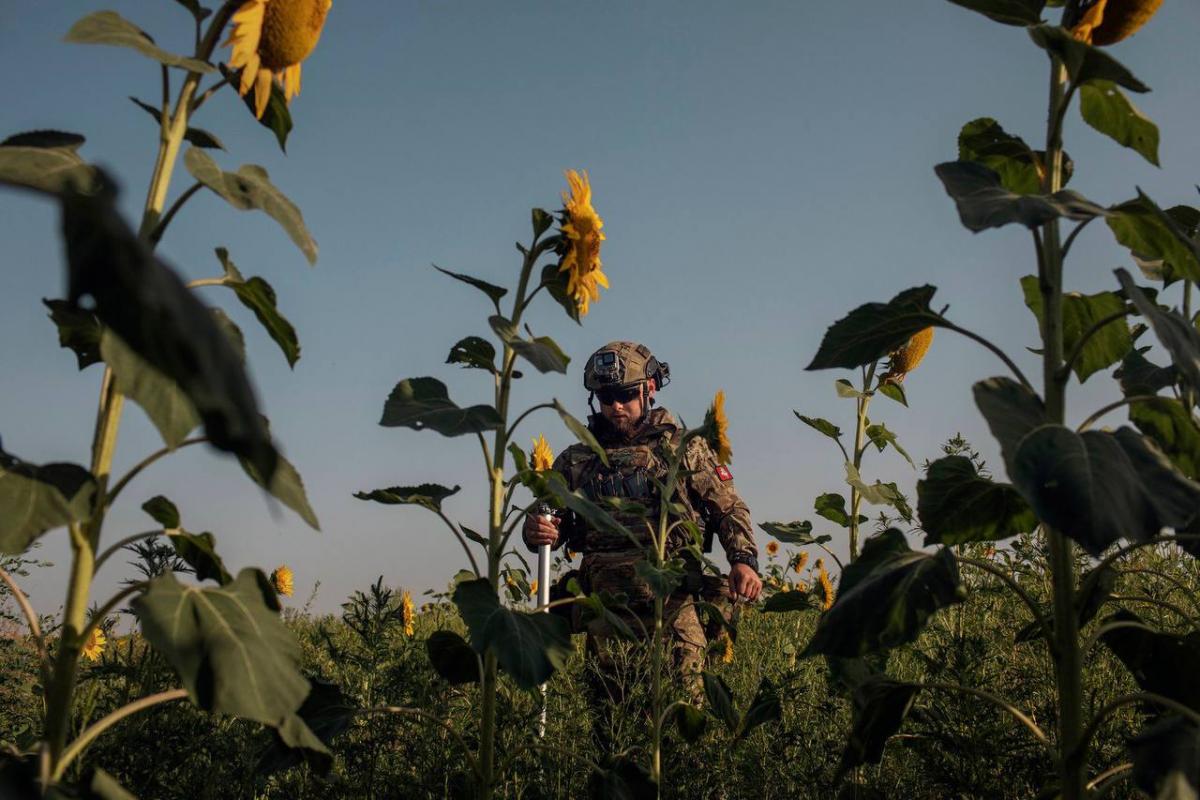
945, 0, 1044, 26
958, 117, 1064, 195
1101, 609, 1200, 711
353, 483, 461, 513
101, 329, 200, 448
1028, 25, 1150, 93
702, 671, 739, 732
934, 161, 1108, 232
1012, 425, 1200, 556
835, 379, 865, 398
554, 399, 609, 467
215, 249, 300, 367
529, 471, 632, 541
64, 11, 215, 73
0, 445, 96, 554
796, 413, 842, 440
807, 286, 944, 371
877, 382, 908, 407
540, 262, 582, 325
425, 630, 480, 685
815, 493, 851, 527
64, 174, 277, 481
1019, 276, 1132, 382
489, 316, 570, 374
762, 591, 814, 613
240, 452, 320, 530
452, 578, 572, 689
803, 529, 965, 658
446, 335, 497, 373
218, 65, 292, 153
1116, 347, 1177, 397
838, 676, 920, 776
129, 97, 224, 150
132, 569, 310, 727
380, 377, 503, 437
670, 703, 707, 743
1110, 195, 1200, 284
1129, 715, 1200, 799
590, 756, 657, 800
0, 133, 95, 195
531, 208, 553, 238
170, 530, 232, 585
918, 456, 1037, 545
85, 768, 137, 800
256, 679, 352, 777
634, 559, 684, 598
141, 495, 180, 529
1118, 269, 1200, 391
973, 377, 1046, 476
576, 591, 637, 641
865, 423, 914, 467
845, 464, 903, 508
1130, 398, 1200, 480
737, 677, 782, 740
433, 265, 507, 307
758, 520, 828, 546
1079, 81, 1159, 166
184, 148, 317, 265
43, 298, 101, 369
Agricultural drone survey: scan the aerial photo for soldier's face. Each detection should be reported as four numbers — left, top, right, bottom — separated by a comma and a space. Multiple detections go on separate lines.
599, 382, 654, 435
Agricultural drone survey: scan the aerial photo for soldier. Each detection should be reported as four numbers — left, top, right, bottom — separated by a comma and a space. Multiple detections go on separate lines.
522, 341, 761, 745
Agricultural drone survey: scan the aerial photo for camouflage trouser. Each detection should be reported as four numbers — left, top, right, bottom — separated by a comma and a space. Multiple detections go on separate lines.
577, 552, 709, 754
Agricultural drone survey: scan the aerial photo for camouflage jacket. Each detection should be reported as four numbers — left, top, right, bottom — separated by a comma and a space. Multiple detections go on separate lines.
543, 407, 758, 566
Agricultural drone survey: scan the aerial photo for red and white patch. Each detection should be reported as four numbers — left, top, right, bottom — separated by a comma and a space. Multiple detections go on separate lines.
715, 465, 733, 482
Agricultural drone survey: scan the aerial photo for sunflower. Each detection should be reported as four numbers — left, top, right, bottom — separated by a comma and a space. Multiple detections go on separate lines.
766, 541, 780, 558
1066, 0, 1162, 46
721, 632, 735, 664
82, 627, 106, 662
529, 580, 539, 597
225, 0, 332, 119
794, 551, 809, 573
704, 390, 733, 464
881, 327, 934, 385
531, 434, 554, 472
270, 565, 294, 597
815, 559, 835, 612
559, 170, 608, 316
401, 590, 415, 637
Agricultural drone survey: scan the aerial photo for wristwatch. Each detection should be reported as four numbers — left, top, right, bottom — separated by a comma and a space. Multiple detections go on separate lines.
729, 551, 759, 573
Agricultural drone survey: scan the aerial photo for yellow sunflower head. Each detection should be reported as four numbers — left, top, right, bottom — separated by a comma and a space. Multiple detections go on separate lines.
1067, 0, 1162, 46
721, 632, 734, 664
82, 627, 106, 662
558, 170, 608, 317
531, 434, 554, 472
401, 590, 415, 637
270, 565, 295, 597
881, 327, 934, 385
794, 551, 809, 573
766, 540, 780, 558
816, 560, 835, 612
703, 390, 733, 464
225, 0, 332, 119
529, 580, 539, 597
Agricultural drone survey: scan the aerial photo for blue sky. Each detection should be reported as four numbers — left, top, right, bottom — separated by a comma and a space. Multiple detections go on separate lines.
3, 1, 1199, 615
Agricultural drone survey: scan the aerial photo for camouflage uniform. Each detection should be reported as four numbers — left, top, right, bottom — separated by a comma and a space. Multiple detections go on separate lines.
541, 406, 758, 717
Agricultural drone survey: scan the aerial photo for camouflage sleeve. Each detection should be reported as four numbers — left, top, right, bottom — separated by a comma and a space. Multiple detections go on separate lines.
682, 436, 758, 564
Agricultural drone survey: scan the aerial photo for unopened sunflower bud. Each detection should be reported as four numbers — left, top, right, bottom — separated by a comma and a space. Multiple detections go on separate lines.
881, 327, 934, 385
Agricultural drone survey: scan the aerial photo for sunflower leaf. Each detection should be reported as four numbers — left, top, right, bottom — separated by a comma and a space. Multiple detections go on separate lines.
918, 456, 1037, 545
1129, 397, 1200, 480
758, 520, 828, 546
64, 11, 215, 73
973, 377, 1047, 478
1080, 81, 1159, 166
425, 630, 480, 685
446, 336, 497, 373
1028, 24, 1150, 92
958, 117, 1070, 194
702, 672, 740, 732
935, 161, 1108, 232
488, 316, 569, 374
43, 298, 102, 370
256, 679, 351, 777
1109, 195, 1200, 284
1118, 269, 1200, 391
944, 0, 1045, 26
240, 452, 320, 530
838, 677, 921, 777
169, 529, 233, 585
865, 423, 914, 468
1019, 277, 1132, 382
184, 148, 317, 265
807, 286, 945, 371
219, 65, 292, 153
553, 399, 609, 467
1115, 347, 1177, 398
1128, 714, 1200, 799
433, 265, 507, 307
101, 329, 201, 448
796, 413, 842, 440
129, 97, 224, 150
0, 134, 95, 195
0, 445, 97, 555
540, 262, 582, 324
1101, 609, 1200, 712
214, 248, 301, 367
380, 377, 503, 437
353, 483, 461, 513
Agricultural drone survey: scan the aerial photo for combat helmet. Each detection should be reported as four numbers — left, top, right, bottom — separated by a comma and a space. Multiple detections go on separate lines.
583, 341, 670, 424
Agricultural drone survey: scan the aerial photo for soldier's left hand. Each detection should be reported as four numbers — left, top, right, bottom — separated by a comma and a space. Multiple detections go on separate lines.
729, 563, 762, 603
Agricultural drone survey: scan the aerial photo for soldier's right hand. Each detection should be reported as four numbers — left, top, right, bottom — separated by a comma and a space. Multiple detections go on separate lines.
523, 512, 560, 548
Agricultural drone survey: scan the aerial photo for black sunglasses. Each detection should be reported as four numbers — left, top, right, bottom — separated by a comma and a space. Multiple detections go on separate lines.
596, 385, 641, 406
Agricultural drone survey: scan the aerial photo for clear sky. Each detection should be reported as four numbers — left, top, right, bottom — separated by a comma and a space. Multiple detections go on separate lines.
3, 1, 1200, 616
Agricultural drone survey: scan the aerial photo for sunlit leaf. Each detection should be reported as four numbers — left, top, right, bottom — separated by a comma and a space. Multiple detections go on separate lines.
1019, 276, 1132, 382
353, 483, 461, 513
838, 676, 920, 776
1028, 25, 1150, 92
877, 382, 907, 407
935, 161, 1107, 232
185, 148, 317, 265
425, 630, 480, 685
918, 456, 1037, 545
380, 377, 503, 437
64, 11, 215, 73
807, 286, 944, 371
804, 529, 964, 658
1080, 81, 1159, 166
1118, 269, 1200, 391
815, 493, 851, 527
0, 445, 96, 554
957, 117, 1070, 194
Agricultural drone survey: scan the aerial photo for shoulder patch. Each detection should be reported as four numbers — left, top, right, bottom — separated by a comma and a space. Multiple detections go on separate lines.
715, 465, 733, 482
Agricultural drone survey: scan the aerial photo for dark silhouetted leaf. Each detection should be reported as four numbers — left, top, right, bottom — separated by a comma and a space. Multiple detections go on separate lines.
758, 520, 828, 546
44, 298, 101, 369
702, 671, 739, 732
1119, 269, 1200, 392
353, 483, 461, 512
452, 579, 572, 689
815, 493, 852, 527
1014, 563, 1117, 644
804, 530, 964, 658
531, 207, 553, 238
1020, 276, 1132, 382
0, 445, 96, 554
1101, 609, 1200, 711
447, 335, 496, 373
935, 161, 1107, 232
762, 591, 814, 613
554, 399, 609, 467
738, 677, 782, 740
973, 377, 1046, 477
1110, 195, 1200, 284
671, 703, 707, 743
1115, 347, 1177, 397
433, 265, 507, 306
64, 11, 215, 72
1130, 715, 1200, 799
806, 286, 944, 370
169, 529, 231, 585
219, 64, 291, 152
634, 559, 684, 598
257, 679, 352, 777
838, 677, 920, 776
380, 377, 503, 437
239, 452, 320, 530
141, 495, 180, 529
1028, 25, 1150, 92
1012, 426, 1200, 555
1080, 81, 1159, 166
426, 630, 480, 685
540, 262, 582, 325
945, 0, 1044, 25
590, 755, 656, 800
102, 329, 200, 447
918, 455, 1037, 545
215, 248, 300, 367
489, 316, 569, 374
129, 96, 224, 150
865, 423, 914, 467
